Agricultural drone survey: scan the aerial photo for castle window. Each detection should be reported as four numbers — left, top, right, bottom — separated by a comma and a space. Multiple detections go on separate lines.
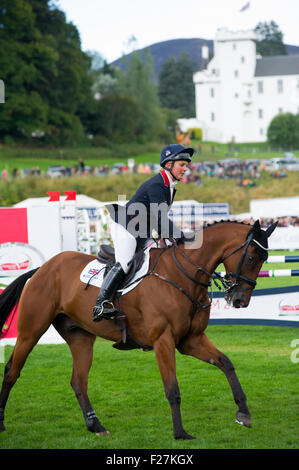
241, 56, 245, 63
210, 87, 214, 98
234, 70, 239, 78
277, 79, 283, 93
260, 128, 264, 136
258, 109, 263, 119
257, 80, 263, 94
278, 107, 283, 114
211, 112, 215, 122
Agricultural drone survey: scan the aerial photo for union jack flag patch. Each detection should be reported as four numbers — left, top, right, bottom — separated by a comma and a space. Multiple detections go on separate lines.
88, 268, 100, 275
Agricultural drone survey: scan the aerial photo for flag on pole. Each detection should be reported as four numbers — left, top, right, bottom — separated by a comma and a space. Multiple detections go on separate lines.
64, 190, 77, 201
240, 1, 250, 12
47, 191, 60, 202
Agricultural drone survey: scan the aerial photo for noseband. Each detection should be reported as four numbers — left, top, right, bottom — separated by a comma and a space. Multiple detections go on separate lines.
220, 232, 257, 290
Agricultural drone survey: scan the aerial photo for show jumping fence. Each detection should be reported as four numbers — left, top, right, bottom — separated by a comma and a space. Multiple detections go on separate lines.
216, 255, 299, 278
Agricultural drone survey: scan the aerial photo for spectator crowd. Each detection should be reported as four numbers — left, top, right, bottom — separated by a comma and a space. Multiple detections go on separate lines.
0, 156, 288, 183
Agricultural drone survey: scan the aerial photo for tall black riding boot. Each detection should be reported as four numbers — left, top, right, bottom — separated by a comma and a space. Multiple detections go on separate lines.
92, 262, 125, 322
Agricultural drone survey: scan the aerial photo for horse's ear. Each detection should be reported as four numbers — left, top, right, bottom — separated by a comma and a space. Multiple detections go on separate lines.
265, 221, 278, 238
252, 219, 261, 230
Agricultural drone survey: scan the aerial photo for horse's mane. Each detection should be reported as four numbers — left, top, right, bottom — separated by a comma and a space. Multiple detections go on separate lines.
200, 219, 268, 261
202, 219, 253, 230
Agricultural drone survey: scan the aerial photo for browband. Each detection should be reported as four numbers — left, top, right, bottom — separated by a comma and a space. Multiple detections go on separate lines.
252, 238, 269, 251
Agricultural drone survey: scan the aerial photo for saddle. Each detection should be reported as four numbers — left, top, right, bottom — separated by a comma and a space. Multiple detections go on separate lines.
96, 244, 146, 290
95, 244, 152, 352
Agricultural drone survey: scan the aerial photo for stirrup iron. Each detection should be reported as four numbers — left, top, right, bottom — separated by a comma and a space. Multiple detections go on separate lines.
93, 300, 118, 322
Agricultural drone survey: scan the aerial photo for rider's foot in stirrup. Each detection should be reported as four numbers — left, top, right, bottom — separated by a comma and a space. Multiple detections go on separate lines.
93, 301, 118, 322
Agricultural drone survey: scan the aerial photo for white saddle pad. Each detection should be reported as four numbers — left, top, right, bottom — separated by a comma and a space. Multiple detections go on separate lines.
80, 246, 151, 295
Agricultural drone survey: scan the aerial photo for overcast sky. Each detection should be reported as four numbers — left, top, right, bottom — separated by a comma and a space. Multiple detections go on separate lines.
57, 0, 299, 63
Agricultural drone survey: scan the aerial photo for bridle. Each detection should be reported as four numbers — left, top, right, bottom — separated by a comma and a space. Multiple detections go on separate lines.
169, 230, 269, 314
217, 231, 258, 291
122, 230, 268, 319
216, 232, 269, 293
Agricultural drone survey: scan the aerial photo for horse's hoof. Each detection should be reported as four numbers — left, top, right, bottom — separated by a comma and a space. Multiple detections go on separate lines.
175, 431, 196, 440
235, 412, 252, 428
96, 430, 110, 436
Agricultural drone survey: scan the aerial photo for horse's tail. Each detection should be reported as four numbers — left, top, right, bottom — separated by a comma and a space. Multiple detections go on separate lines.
0, 268, 39, 337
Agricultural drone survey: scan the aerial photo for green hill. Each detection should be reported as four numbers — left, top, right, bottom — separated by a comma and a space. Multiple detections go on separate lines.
112, 38, 299, 81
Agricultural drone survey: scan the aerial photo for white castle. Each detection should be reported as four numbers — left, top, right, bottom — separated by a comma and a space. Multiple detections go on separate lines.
188, 28, 299, 143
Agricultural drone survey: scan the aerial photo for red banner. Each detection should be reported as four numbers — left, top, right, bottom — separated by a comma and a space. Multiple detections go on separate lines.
0, 208, 28, 244
64, 190, 77, 201
47, 191, 60, 202
0, 208, 28, 339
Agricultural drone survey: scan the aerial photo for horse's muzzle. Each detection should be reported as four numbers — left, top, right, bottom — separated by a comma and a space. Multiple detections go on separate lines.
225, 286, 251, 308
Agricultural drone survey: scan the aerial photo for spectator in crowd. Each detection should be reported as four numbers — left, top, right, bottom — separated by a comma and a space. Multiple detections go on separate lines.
1, 168, 8, 180
77, 158, 85, 173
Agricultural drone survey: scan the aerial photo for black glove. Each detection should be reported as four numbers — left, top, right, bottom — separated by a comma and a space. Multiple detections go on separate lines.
170, 232, 195, 245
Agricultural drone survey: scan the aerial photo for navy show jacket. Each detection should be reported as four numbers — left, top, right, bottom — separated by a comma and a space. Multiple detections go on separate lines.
106, 170, 184, 247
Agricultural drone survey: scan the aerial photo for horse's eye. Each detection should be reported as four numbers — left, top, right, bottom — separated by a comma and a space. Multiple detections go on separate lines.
248, 255, 254, 263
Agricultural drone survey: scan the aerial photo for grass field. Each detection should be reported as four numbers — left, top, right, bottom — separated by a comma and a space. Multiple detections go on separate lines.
0, 251, 298, 450
0, 168, 299, 214
0, 325, 298, 450
1, 141, 299, 173
1, 141, 299, 213
0, 142, 298, 449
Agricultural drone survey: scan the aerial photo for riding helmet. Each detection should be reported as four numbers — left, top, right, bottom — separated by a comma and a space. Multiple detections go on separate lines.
160, 144, 195, 167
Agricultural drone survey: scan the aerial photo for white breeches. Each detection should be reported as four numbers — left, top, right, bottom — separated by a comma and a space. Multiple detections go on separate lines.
110, 220, 137, 273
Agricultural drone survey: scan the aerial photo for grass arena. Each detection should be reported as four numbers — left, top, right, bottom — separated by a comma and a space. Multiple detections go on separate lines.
0, 247, 298, 450
0, 160, 298, 450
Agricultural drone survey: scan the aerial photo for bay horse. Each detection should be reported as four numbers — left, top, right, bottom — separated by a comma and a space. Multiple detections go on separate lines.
0, 220, 277, 440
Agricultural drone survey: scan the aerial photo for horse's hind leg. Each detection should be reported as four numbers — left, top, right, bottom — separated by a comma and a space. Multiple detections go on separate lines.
0, 290, 58, 432
52, 315, 109, 435
0, 332, 42, 432
178, 332, 251, 428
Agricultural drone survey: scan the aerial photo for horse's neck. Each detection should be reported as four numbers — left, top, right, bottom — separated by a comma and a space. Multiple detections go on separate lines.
187, 225, 233, 274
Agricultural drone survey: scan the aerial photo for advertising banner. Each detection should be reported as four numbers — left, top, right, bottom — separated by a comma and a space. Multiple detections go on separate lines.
210, 286, 299, 327
0, 205, 63, 343
267, 227, 299, 250
0, 206, 61, 277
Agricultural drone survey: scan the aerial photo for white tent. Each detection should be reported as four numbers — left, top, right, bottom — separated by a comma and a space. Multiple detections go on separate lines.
13, 194, 105, 208
250, 196, 299, 218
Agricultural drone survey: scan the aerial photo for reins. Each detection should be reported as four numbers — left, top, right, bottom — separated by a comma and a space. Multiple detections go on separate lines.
118, 245, 212, 318
98, 227, 266, 322
119, 232, 262, 320
141, 232, 264, 317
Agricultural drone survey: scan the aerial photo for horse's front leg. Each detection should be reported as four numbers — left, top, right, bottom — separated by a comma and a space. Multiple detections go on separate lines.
153, 326, 195, 440
178, 332, 251, 428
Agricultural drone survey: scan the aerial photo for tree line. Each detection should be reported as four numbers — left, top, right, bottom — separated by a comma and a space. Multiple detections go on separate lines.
0, 0, 291, 147
0, 0, 198, 147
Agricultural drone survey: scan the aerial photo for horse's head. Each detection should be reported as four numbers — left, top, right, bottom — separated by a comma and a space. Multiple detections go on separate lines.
221, 220, 278, 308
